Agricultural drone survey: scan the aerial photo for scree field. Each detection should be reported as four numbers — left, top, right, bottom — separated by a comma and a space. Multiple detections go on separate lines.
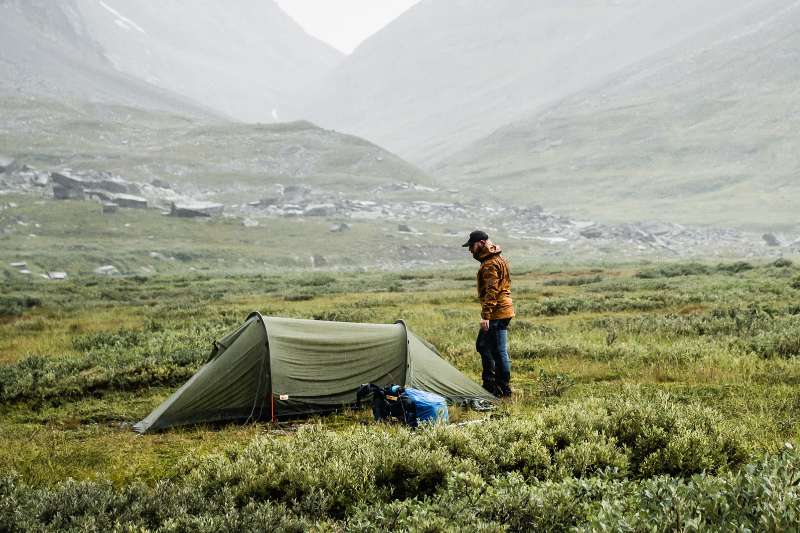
1, 261, 799, 531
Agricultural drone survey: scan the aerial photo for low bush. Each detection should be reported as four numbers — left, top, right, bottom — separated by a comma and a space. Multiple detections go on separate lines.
0, 295, 41, 317
636, 263, 711, 279
0, 323, 228, 404
739, 325, 800, 359
716, 261, 754, 274
0, 433, 786, 531
543, 275, 603, 287
522, 294, 672, 317
535, 369, 576, 398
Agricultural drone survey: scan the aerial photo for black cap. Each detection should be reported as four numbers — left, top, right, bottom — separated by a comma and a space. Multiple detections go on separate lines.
462, 230, 489, 247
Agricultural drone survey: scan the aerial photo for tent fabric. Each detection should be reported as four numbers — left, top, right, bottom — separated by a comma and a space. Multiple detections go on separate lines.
133, 314, 270, 433
265, 316, 408, 416
405, 330, 491, 401
134, 313, 495, 433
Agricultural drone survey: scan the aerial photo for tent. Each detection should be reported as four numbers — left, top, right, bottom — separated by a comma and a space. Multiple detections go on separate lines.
133, 313, 494, 433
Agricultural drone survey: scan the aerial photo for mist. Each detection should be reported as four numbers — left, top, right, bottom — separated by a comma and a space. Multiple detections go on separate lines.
1, 0, 798, 272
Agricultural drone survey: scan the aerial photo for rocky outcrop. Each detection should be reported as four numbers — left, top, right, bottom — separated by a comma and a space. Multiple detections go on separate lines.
0, 156, 17, 174
170, 202, 224, 218
52, 171, 88, 199
111, 194, 148, 209
763, 233, 781, 247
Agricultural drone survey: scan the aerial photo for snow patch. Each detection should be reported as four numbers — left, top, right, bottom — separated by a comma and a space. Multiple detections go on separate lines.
99, 1, 147, 34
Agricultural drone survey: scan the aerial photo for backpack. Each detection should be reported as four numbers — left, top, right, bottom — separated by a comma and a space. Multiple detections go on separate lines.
356, 384, 448, 428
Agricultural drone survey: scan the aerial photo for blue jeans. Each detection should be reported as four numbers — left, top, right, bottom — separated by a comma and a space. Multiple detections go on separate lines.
476, 318, 512, 396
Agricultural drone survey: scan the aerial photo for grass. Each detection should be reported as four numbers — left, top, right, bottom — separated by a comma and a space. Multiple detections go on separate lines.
0, 262, 799, 529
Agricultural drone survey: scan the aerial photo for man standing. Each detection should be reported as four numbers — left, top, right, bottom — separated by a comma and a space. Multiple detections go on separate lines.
463, 230, 515, 397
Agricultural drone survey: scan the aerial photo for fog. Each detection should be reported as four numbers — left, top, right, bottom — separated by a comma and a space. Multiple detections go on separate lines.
1, 0, 798, 273
274, 0, 421, 53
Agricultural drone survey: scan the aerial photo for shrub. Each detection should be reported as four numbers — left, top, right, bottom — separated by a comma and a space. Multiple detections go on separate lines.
636, 263, 711, 279
299, 274, 336, 287
773, 258, 793, 268
0, 324, 224, 404
0, 394, 767, 531
284, 294, 314, 302
536, 369, 575, 398
716, 261, 754, 274
543, 275, 603, 287
0, 295, 41, 317
740, 326, 800, 359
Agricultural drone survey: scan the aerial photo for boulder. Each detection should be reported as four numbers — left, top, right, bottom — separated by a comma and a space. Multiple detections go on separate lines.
98, 177, 140, 195
102, 203, 119, 214
112, 194, 148, 209
303, 204, 336, 217
249, 197, 279, 208
85, 189, 114, 202
580, 227, 604, 239
150, 178, 173, 190
763, 233, 781, 247
0, 156, 17, 174
31, 171, 50, 187
398, 224, 417, 233
242, 218, 259, 228
52, 171, 88, 200
311, 254, 327, 268
94, 265, 120, 276
170, 201, 224, 218
47, 271, 67, 280
329, 223, 352, 233
53, 183, 85, 200
51, 170, 88, 188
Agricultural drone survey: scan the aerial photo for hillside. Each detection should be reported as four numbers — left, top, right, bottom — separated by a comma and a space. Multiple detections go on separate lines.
0, 95, 427, 198
301, 0, 766, 166
437, 0, 800, 229
75, 0, 343, 122
0, 0, 210, 117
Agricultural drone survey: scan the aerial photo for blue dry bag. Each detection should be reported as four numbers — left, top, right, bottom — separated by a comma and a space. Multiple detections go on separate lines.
357, 384, 449, 428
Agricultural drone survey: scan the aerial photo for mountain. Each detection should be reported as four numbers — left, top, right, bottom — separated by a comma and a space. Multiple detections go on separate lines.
1, 92, 429, 201
0, 0, 213, 116
437, 0, 800, 229
74, 0, 343, 122
301, 0, 771, 167
1, 0, 424, 195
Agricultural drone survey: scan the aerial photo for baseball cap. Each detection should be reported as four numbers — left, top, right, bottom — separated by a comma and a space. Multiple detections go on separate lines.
462, 230, 489, 247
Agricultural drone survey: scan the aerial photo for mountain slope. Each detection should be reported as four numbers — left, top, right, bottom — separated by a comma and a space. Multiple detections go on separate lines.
0, 0, 210, 117
0, 93, 429, 199
75, 0, 343, 122
437, 0, 800, 229
301, 0, 771, 166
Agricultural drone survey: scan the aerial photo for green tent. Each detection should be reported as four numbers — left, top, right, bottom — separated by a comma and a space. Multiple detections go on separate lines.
134, 313, 494, 433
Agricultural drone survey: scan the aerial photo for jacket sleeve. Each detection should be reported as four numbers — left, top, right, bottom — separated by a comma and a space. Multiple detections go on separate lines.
480, 264, 501, 319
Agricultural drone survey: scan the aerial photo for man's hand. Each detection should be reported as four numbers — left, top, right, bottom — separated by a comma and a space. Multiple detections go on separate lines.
480, 319, 490, 332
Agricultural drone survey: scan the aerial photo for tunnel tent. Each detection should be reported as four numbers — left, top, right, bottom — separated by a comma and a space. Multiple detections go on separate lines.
133, 313, 494, 433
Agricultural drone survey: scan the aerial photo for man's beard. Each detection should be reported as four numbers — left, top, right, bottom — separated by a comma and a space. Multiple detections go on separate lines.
472, 250, 482, 261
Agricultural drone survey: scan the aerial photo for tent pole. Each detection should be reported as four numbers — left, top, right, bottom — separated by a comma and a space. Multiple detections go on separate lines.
271, 394, 276, 424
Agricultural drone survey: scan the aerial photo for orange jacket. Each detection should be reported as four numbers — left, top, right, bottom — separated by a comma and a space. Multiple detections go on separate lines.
475, 241, 515, 320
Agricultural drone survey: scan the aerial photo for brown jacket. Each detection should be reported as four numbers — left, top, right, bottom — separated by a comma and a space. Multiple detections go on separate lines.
475, 241, 515, 320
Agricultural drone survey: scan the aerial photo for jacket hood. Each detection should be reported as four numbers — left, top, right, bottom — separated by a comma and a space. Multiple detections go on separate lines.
474, 240, 502, 262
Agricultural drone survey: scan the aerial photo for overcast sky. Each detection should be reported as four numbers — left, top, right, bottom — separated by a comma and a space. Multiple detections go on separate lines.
275, 0, 421, 54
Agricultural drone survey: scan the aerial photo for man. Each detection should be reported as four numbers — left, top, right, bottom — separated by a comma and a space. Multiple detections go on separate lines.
463, 230, 515, 397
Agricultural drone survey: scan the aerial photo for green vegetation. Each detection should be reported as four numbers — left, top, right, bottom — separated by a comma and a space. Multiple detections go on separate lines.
0, 262, 798, 530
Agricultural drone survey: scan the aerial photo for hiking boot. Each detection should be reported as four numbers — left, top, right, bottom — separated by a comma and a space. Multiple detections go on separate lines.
498, 387, 513, 398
